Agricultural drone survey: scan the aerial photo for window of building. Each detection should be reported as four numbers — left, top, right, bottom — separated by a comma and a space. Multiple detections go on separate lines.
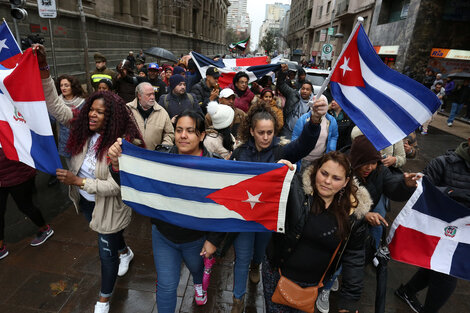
326, 1, 331, 14
314, 30, 320, 42
317, 5, 323, 18
378, 0, 411, 24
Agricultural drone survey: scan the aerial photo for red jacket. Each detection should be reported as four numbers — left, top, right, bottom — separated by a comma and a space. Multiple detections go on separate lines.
228, 83, 254, 113
0, 149, 36, 187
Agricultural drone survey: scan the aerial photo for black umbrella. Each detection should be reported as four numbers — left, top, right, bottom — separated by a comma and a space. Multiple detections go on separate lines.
144, 47, 178, 63
448, 72, 470, 78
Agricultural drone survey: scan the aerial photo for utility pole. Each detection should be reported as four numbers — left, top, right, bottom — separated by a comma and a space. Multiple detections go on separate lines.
77, 0, 92, 93
323, 0, 336, 69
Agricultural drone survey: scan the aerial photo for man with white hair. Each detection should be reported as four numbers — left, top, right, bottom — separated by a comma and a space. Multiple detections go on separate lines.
127, 82, 174, 150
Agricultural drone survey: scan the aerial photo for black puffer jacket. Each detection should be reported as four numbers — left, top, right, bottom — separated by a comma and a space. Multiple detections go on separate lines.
190, 78, 220, 114
423, 141, 470, 207
266, 165, 372, 311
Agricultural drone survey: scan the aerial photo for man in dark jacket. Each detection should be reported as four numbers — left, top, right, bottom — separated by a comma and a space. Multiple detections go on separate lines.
89, 52, 117, 91
396, 138, 470, 313
447, 79, 470, 126
159, 74, 202, 121
115, 59, 146, 103
147, 63, 167, 101
190, 67, 221, 114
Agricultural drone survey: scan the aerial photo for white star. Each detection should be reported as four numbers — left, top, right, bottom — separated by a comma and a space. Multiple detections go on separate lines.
0, 39, 9, 54
339, 57, 352, 76
242, 191, 263, 209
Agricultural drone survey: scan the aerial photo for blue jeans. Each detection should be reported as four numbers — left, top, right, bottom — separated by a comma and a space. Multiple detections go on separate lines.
370, 195, 388, 249
323, 265, 342, 290
80, 196, 126, 297
447, 102, 464, 123
233, 232, 272, 299
152, 224, 205, 313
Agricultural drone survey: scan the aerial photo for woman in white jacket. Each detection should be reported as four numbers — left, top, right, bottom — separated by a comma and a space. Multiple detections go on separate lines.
34, 45, 143, 313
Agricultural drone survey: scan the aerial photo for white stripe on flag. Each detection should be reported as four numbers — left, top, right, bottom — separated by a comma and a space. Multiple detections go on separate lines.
338, 84, 406, 145
119, 154, 256, 189
223, 59, 237, 67
359, 55, 432, 124
277, 164, 296, 233
430, 239, 459, 275
13, 101, 54, 136
121, 186, 244, 219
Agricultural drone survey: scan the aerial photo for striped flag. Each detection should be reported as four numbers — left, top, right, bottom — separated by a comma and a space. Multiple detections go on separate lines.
118, 140, 295, 233
330, 24, 440, 151
387, 177, 470, 281
0, 48, 62, 175
229, 38, 250, 51
0, 22, 22, 69
191, 51, 281, 88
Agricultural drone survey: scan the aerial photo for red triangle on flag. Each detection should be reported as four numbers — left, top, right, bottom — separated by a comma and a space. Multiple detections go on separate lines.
206, 166, 288, 231
330, 28, 365, 87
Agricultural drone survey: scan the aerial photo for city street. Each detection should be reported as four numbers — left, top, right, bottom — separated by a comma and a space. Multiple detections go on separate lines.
1, 115, 469, 313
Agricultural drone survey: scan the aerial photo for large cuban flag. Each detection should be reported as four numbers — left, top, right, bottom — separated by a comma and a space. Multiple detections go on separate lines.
329, 24, 441, 151
119, 140, 295, 233
387, 177, 470, 281
0, 46, 62, 175
191, 51, 281, 89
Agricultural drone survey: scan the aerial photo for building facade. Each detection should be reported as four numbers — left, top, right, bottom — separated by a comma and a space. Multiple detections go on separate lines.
258, 3, 290, 52
286, 0, 310, 62
227, 0, 251, 34
2, 0, 230, 82
369, 0, 470, 80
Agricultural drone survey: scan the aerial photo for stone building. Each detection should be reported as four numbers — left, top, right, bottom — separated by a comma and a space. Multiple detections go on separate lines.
227, 0, 250, 34
1, 0, 230, 82
286, 0, 310, 62
369, 0, 470, 80
258, 3, 290, 51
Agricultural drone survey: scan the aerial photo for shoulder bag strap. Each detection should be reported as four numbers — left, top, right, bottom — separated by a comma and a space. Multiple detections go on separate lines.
318, 240, 342, 285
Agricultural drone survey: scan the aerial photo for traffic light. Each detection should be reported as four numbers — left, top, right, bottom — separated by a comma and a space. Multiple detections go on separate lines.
10, 0, 28, 21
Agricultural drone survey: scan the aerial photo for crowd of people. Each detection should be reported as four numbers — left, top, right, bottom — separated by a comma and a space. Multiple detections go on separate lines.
0, 44, 468, 313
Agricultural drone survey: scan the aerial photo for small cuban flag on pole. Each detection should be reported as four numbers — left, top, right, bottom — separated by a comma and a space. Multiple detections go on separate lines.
315, 17, 441, 151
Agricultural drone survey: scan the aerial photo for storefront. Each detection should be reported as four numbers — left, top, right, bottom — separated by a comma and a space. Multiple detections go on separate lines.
427, 48, 470, 77
373, 45, 399, 68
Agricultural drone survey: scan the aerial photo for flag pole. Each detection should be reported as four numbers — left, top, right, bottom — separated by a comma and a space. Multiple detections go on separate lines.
315, 16, 364, 101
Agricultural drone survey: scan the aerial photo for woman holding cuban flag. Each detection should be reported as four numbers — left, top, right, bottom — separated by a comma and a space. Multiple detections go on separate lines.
33, 45, 144, 313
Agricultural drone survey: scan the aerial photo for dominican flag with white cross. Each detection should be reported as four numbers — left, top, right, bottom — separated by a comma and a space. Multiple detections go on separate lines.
118, 140, 295, 233
387, 177, 470, 281
330, 24, 441, 151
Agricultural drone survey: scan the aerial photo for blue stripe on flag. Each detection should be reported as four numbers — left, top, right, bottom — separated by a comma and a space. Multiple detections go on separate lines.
411, 177, 470, 223
450, 242, 470, 281
358, 80, 420, 134
120, 171, 217, 203
125, 200, 271, 232
356, 27, 440, 113
191, 51, 226, 68
330, 81, 391, 148
246, 63, 281, 79
122, 140, 283, 175
30, 131, 62, 175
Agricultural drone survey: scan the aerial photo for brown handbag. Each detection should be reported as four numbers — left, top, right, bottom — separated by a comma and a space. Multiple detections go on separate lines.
271, 242, 342, 313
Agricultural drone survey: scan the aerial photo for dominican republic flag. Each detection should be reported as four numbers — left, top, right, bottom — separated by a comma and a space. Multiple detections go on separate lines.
0, 22, 22, 69
229, 38, 250, 51
0, 48, 62, 175
387, 177, 470, 281
190, 51, 281, 88
119, 140, 295, 233
330, 24, 440, 151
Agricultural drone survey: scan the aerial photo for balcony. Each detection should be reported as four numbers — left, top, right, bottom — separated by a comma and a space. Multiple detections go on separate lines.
336, 0, 352, 17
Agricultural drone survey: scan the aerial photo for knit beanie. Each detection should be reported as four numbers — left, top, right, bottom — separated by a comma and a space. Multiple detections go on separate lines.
173, 66, 185, 75
350, 135, 381, 170
169, 74, 185, 91
207, 101, 234, 130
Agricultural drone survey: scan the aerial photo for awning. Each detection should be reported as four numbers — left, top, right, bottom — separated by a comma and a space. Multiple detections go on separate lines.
430, 48, 470, 60
374, 45, 399, 55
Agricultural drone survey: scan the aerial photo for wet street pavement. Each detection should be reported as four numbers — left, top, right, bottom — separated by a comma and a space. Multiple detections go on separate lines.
1, 115, 469, 313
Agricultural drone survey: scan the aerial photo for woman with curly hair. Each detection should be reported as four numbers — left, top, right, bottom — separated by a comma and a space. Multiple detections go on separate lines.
263, 151, 371, 313
34, 45, 143, 313
54, 74, 86, 165
228, 96, 328, 313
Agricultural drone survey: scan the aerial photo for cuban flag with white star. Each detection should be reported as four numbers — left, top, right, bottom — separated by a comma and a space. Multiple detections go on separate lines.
0, 22, 22, 68
118, 140, 295, 233
387, 177, 470, 281
330, 24, 440, 151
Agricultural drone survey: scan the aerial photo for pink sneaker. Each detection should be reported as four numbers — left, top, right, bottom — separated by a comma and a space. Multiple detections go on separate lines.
202, 257, 216, 291
194, 284, 207, 305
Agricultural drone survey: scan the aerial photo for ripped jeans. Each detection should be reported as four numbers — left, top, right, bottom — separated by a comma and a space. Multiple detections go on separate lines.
80, 196, 127, 297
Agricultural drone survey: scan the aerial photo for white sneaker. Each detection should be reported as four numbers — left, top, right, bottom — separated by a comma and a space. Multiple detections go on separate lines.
94, 301, 110, 313
447, 122, 453, 127
316, 289, 331, 313
118, 247, 134, 276
331, 277, 339, 291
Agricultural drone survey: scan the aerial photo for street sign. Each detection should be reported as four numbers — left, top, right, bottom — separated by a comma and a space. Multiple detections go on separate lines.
37, 0, 57, 18
328, 27, 334, 35
321, 43, 333, 60
320, 29, 327, 42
